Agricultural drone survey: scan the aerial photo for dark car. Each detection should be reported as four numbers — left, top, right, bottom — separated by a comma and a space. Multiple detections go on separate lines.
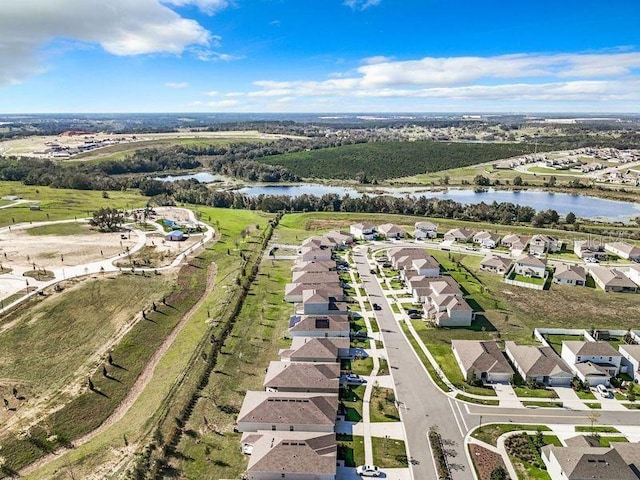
373, 303, 382, 311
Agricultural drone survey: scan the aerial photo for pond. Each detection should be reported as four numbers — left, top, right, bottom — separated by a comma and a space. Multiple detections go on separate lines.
155, 172, 222, 183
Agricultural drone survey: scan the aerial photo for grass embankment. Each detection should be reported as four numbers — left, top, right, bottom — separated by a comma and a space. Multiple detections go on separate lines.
0, 275, 171, 403
21, 207, 272, 479
25, 222, 92, 236
259, 140, 545, 180
0, 265, 197, 475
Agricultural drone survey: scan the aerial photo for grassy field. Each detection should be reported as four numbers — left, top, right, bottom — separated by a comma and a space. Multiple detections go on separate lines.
337, 434, 365, 467
342, 385, 366, 423
0, 183, 147, 227
22, 207, 273, 479
472, 424, 550, 447
0, 274, 171, 401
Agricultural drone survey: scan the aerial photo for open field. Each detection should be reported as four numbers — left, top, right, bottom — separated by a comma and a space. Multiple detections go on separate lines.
0, 273, 173, 429
17, 207, 272, 479
0, 131, 304, 162
0, 183, 147, 227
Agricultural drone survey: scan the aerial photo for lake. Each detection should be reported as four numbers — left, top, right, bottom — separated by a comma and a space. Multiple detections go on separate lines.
236, 184, 640, 222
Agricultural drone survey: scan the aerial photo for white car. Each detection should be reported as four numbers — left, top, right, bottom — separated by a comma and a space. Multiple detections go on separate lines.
345, 373, 366, 385
356, 464, 381, 477
596, 384, 611, 398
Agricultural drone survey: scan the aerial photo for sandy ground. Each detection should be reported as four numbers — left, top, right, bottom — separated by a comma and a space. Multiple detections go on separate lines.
0, 223, 137, 269
0, 130, 306, 158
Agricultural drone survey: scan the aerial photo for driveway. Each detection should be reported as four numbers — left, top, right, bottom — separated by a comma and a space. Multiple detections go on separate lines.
552, 386, 587, 410
493, 383, 523, 408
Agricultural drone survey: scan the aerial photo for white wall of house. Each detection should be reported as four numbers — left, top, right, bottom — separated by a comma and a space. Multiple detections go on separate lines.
541, 449, 568, 480
415, 229, 437, 239
436, 310, 473, 327
514, 263, 546, 278
452, 344, 471, 381
620, 350, 640, 382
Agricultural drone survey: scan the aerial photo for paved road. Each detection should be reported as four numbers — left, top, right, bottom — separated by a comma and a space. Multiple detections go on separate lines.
352, 248, 474, 480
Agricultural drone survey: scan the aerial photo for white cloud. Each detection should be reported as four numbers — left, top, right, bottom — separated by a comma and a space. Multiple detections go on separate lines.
192, 48, 243, 62
344, 0, 381, 10
165, 82, 190, 88
207, 99, 240, 107
242, 51, 640, 107
163, 0, 230, 15
204, 90, 220, 96
0, 0, 220, 86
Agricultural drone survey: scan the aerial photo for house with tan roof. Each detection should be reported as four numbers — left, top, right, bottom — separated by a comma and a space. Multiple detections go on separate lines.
241, 431, 337, 480
605, 241, 640, 261
236, 391, 338, 433
401, 256, 440, 279
414, 221, 438, 240
505, 341, 574, 386
279, 337, 350, 363
349, 222, 377, 240
284, 282, 343, 303
451, 340, 514, 383
479, 255, 512, 275
542, 440, 640, 480
513, 254, 547, 278
443, 228, 474, 243
589, 266, 638, 293
387, 247, 429, 270
378, 223, 406, 239
472, 231, 501, 249
300, 245, 333, 262
530, 234, 561, 256
323, 230, 354, 248
574, 239, 607, 261
264, 361, 340, 393
501, 234, 530, 255
553, 264, 586, 286
561, 341, 622, 386
288, 315, 350, 338
298, 289, 349, 316
292, 260, 337, 273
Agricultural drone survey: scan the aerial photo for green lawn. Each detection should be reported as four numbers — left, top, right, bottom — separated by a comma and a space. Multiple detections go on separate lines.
472, 424, 550, 447
509, 272, 546, 286
513, 387, 559, 399
25, 222, 94, 236
371, 437, 409, 468
522, 400, 563, 408
399, 321, 452, 392
337, 434, 365, 467
576, 426, 619, 433
370, 386, 400, 422
598, 436, 629, 447
342, 385, 366, 422
575, 390, 596, 400
351, 356, 375, 375
378, 358, 390, 376
456, 394, 500, 406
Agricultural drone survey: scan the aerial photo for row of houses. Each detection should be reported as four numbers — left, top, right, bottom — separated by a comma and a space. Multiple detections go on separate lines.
452, 338, 640, 387
386, 247, 474, 327
236, 232, 358, 479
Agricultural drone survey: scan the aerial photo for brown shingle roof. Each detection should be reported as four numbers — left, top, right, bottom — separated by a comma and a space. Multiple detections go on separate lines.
237, 392, 338, 427
452, 340, 514, 376
264, 361, 340, 391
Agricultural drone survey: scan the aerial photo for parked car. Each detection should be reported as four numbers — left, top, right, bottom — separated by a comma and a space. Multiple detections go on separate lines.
596, 384, 611, 398
409, 313, 422, 319
356, 465, 381, 477
345, 373, 366, 385
372, 303, 382, 310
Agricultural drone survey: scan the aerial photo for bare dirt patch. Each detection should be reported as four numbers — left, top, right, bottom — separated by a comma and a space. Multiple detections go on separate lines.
0, 223, 136, 269
469, 443, 508, 480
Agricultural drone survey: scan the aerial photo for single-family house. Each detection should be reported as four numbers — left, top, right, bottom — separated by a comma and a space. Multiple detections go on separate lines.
301, 236, 334, 250
414, 221, 438, 240
541, 441, 640, 480
291, 271, 339, 284
241, 431, 337, 480
428, 295, 474, 327
402, 256, 440, 279
387, 247, 427, 269
619, 345, 640, 382
288, 315, 350, 338
627, 265, 640, 286
279, 337, 350, 363
349, 222, 377, 240
530, 234, 561, 256
553, 264, 587, 286
263, 361, 340, 393
236, 391, 338, 433
505, 342, 574, 386
284, 283, 344, 304
501, 234, 530, 255
443, 228, 474, 243
561, 341, 622, 386
323, 230, 354, 247
479, 256, 512, 275
605, 241, 640, 261
513, 254, 547, 278
378, 223, 406, 239
451, 340, 514, 384
409, 275, 461, 303
300, 246, 333, 263
472, 231, 501, 249
291, 260, 337, 273
589, 266, 638, 293
299, 289, 348, 315
574, 240, 608, 261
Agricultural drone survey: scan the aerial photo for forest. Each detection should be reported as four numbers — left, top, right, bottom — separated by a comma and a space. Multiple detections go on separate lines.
258, 141, 553, 180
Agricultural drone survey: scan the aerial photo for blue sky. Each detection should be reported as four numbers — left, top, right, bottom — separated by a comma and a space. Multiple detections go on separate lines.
0, 0, 639, 113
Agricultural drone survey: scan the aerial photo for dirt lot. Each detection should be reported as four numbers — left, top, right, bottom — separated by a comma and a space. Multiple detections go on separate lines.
114, 233, 202, 268
0, 222, 137, 269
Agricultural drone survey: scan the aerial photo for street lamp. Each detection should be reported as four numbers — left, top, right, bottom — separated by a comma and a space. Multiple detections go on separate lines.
479, 415, 483, 430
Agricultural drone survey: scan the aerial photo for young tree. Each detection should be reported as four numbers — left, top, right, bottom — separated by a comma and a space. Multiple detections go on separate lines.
90, 207, 125, 232
566, 212, 577, 224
